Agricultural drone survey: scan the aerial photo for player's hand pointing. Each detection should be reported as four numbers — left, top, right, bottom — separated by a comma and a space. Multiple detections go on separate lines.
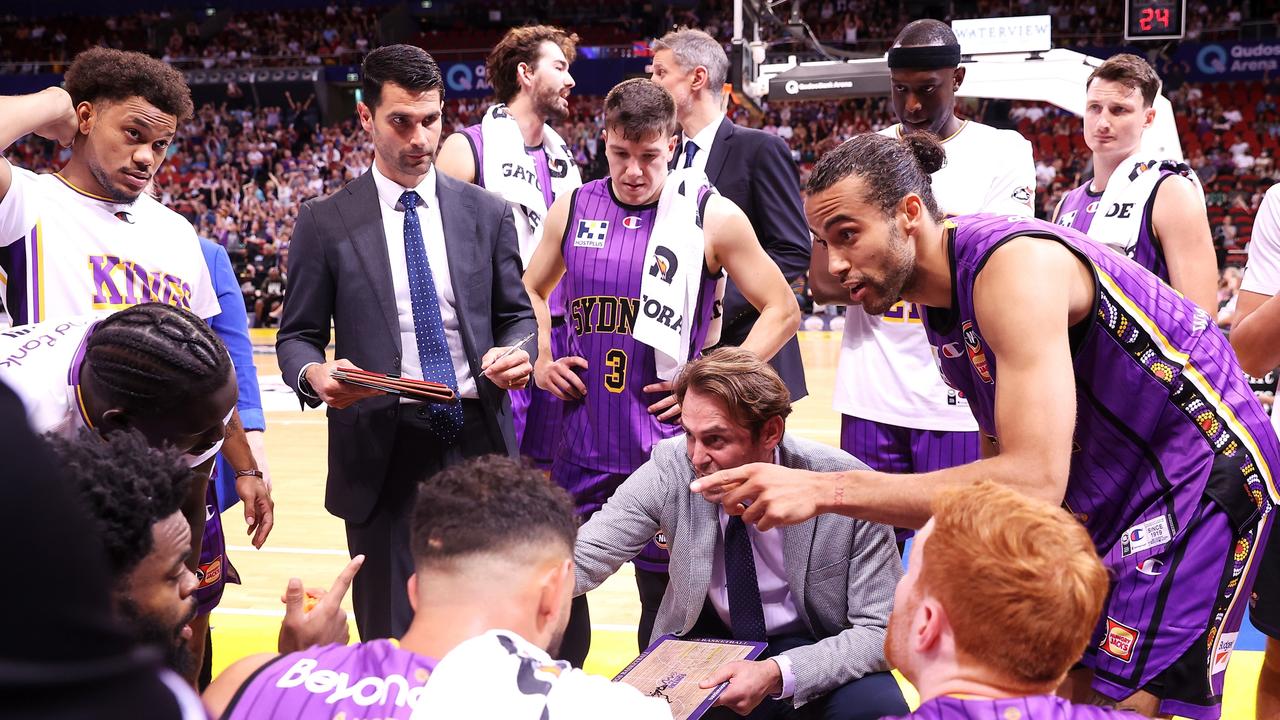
690, 463, 830, 532
278, 554, 364, 654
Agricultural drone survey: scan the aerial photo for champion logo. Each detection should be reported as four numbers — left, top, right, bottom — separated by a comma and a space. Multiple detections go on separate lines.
622, 215, 642, 230
1136, 557, 1165, 576
941, 342, 963, 359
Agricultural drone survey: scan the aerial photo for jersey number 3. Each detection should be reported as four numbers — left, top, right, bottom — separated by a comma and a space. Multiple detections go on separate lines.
604, 349, 628, 393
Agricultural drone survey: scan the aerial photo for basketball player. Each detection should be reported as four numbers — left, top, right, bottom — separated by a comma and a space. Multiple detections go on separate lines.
0, 304, 273, 684
0, 47, 218, 324
808, 19, 1035, 503
437, 25, 581, 469
886, 481, 1140, 719
523, 78, 801, 665
1228, 183, 1280, 719
0, 48, 261, 684
695, 133, 1279, 719
203, 455, 669, 720
1052, 54, 1217, 312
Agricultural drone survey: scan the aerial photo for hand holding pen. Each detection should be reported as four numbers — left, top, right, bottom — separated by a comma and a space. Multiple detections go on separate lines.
480, 331, 536, 390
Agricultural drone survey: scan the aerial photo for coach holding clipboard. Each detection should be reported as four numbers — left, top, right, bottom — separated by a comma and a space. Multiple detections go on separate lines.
277, 44, 536, 640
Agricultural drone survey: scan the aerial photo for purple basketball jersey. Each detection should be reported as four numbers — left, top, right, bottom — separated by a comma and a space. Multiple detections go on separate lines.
224, 640, 435, 719
557, 178, 720, 475
890, 695, 1144, 719
460, 122, 570, 463
922, 214, 1278, 713
924, 213, 1278, 546
1055, 172, 1178, 283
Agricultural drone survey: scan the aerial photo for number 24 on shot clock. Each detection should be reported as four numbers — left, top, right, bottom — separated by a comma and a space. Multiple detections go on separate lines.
1124, 0, 1185, 41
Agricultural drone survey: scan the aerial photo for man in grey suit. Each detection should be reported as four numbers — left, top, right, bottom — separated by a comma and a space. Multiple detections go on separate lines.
574, 348, 907, 720
276, 45, 535, 640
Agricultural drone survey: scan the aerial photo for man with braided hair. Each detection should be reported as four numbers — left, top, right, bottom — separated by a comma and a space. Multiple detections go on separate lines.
0, 302, 273, 685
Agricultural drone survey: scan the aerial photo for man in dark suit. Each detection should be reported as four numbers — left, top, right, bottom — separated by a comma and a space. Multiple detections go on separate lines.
651, 28, 810, 401
276, 45, 535, 640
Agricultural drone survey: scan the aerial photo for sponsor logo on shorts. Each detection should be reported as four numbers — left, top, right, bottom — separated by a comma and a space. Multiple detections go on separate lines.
962, 320, 993, 384
654, 531, 669, 550
197, 556, 222, 589
1120, 515, 1174, 557
1100, 617, 1139, 663
1211, 631, 1238, 675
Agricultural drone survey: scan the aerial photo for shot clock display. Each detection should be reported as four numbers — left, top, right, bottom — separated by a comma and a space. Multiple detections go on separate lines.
1124, 0, 1185, 41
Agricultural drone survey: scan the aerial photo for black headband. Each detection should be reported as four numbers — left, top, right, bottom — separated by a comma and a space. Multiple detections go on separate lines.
887, 44, 962, 70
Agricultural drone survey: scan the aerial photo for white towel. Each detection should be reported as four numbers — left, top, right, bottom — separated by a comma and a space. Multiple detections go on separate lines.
479, 104, 582, 264
633, 168, 726, 381
1089, 152, 1204, 260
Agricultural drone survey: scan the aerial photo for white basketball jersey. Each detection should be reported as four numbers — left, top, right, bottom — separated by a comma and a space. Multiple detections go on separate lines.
0, 166, 218, 325
833, 120, 1034, 430
0, 315, 225, 466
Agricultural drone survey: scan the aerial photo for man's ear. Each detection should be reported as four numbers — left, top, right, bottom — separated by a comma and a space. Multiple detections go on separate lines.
760, 415, 785, 451
407, 572, 419, 612
914, 596, 947, 655
97, 407, 130, 434
76, 101, 96, 137
356, 102, 373, 133
952, 66, 966, 91
537, 558, 574, 633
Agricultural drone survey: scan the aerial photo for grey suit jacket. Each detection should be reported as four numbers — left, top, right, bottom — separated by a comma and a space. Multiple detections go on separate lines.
275, 169, 536, 523
574, 434, 901, 707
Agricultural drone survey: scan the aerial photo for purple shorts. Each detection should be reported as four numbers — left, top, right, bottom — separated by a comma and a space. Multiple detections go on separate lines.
841, 415, 980, 542
512, 320, 572, 470
194, 473, 240, 616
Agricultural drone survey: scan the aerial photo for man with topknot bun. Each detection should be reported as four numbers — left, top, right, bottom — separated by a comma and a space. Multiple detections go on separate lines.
693, 131, 1279, 720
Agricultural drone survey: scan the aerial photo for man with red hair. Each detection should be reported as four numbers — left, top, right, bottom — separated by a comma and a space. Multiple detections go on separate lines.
885, 481, 1140, 719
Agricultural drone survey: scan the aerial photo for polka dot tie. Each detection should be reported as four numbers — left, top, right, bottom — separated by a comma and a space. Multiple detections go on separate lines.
724, 515, 767, 641
400, 189, 463, 443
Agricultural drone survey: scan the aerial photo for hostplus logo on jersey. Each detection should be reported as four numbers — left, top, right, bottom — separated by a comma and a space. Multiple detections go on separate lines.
275, 657, 429, 709
574, 219, 608, 249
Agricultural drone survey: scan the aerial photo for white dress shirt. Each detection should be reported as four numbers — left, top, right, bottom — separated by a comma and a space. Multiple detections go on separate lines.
707, 450, 803, 697
370, 163, 477, 399
683, 113, 725, 173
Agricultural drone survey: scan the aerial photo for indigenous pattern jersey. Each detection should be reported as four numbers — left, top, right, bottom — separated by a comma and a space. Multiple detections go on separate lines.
224, 640, 436, 719
0, 167, 218, 324
557, 178, 719, 474
833, 121, 1035, 431
889, 695, 1145, 719
923, 213, 1279, 549
1054, 170, 1178, 283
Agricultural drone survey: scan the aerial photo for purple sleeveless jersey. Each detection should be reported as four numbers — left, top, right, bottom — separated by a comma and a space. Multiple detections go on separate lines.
890, 695, 1144, 719
1055, 171, 1178, 283
556, 178, 720, 478
459, 122, 570, 466
922, 214, 1278, 716
224, 640, 435, 719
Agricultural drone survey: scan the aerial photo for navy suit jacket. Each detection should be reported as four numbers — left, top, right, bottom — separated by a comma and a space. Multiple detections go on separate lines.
683, 117, 809, 399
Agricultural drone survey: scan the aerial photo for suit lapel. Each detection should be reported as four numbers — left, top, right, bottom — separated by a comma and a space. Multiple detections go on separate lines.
435, 174, 482, 373
688, 490, 722, 630
703, 117, 734, 186
336, 172, 400, 349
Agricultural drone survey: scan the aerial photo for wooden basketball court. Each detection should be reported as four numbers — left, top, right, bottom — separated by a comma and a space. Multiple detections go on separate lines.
209, 331, 1264, 717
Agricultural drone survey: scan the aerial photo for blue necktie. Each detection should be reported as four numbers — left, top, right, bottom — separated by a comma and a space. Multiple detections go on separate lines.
682, 140, 699, 169
724, 516, 767, 641
399, 189, 463, 443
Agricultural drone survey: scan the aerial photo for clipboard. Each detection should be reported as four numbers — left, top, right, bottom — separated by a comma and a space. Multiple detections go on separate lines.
613, 635, 767, 720
330, 368, 456, 403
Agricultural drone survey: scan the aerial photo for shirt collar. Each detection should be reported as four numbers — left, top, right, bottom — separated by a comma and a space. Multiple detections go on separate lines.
688, 113, 726, 155
370, 160, 436, 211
